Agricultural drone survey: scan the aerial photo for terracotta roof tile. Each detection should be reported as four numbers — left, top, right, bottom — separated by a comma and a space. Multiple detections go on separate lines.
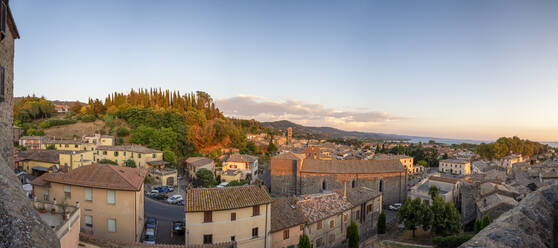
225, 153, 258, 163
296, 193, 352, 224
185, 185, 272, 212
41, 163, 147, 191
271, 197, 305, 232
186, 157, 214, 167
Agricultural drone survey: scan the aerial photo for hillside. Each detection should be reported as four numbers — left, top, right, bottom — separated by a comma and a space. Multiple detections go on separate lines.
262, 120, 407, 141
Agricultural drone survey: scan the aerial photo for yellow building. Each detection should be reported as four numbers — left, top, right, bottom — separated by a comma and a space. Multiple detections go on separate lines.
41, 140, 88, 151
96, 145, 164, 169
82, 134, 115, 147
19, 150, 93, 175
147, 168, 178, 186
222, 153, 259, 182
185, 185, 272, 248
439, 159, 471, 175
374, 154, 414, 174
31, 164, 147, 242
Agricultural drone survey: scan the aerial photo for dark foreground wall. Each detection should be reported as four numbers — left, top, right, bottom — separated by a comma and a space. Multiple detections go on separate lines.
460, 184, 558, 248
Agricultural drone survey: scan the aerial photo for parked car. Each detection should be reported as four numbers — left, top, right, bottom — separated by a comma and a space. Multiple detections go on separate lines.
154, 186, 169, 193
143, 228, 156, 244
167, 194, 183, 204
151, 193, 167, 200
172, 221, 185, 235
145, 217, 157, 229
389, 203, 402, 211
166, 186, 174, 192
176, 200, 185, 206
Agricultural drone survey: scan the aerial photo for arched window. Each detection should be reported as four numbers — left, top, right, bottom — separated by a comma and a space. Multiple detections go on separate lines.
351, 180, 356, 188
379, 179, 384, 193
322, 180, 327, 191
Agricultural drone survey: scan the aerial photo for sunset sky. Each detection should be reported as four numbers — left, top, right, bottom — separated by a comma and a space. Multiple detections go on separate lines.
10, 0, 558, 141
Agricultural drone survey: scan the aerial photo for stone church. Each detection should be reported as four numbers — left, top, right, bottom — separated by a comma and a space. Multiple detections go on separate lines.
270, 152, 408, 205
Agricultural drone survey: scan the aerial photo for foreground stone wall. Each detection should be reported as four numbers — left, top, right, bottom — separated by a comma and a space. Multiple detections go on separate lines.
460, 184, 558, 248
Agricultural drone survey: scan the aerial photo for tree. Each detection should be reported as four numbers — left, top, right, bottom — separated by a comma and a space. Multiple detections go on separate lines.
163, 149, 178, 168
124, 159, 136, 168
116, 127, 129, 137
297, 234, 311, 248
430, 196, 461, 237
473, 218, 482, 234
377, 211, 386, 234
99, 159, 118, 165
481, 214, 490, 229
70, 102, 82, 114
195, 168, 216, 187
226, 180, 247, 187
348, 221, 359, 248
46, 144, 56, 150
267, 141, 278, 154
399, 197, 431, 239
429, 185, 439, 200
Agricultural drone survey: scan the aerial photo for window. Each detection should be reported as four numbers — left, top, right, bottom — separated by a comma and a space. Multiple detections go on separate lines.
43, 190, 49, 201
283, 229, 289, 240
107, 219, 116, 232
85, 216, 93, 227
138, 154, 142, 158
367, 204, 372, 214
344, 214, 348, 222
252, 227, 258, 238
230, 236, 235, 241
231, 212, 236, 221
74, 144, 78, 148
316, 237, 322, 247
252, 205, 260, 216
0, 65, 4, 102
329, 220, 335, 229
114, 152, 118, 156
317, 221, 322, 230
123, 152, 126, 156
300, 224, 304, 231
204, 211, 212, 223
85, 188, 92, 201
379, 179, 384, 193
64, 185, 71, 199
103, 151, 107, 155
322, 181, 327, 190
351, 180, 356, 188
0, 1, 7, 40
152, 154, 156, 158
203, 234, 213, 244
65, 144, 69, 148
356, 210, 361, 220
107, 190, 115, 204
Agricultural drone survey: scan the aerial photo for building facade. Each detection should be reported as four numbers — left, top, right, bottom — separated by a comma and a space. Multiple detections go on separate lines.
31, 164, 146, 242
185, 185, 272, 248
271, 153, 407, 205
222, 153, 259, 182
186, 156, 215, 178
95, 145, 164, 168
270, 197, 305, 248
439, 159, 471, 175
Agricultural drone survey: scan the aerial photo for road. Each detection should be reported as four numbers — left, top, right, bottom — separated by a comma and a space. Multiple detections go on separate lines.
144, 197, 185, 245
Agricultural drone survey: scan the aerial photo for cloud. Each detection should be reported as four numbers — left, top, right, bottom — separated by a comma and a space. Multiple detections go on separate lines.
215, 96, 405, 129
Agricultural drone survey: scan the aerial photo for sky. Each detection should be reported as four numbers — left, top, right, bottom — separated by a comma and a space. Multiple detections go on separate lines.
9, 0, 558, 141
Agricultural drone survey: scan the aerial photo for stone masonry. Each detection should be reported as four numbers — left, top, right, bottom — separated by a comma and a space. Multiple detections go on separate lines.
0, 1, 60, 247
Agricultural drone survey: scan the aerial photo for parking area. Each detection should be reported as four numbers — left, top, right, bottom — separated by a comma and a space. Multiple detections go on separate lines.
144, 197, 185, 244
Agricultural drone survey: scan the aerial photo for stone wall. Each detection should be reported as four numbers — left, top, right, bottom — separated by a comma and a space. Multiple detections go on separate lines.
0, 5, 60, 247
459, 184, 558, 248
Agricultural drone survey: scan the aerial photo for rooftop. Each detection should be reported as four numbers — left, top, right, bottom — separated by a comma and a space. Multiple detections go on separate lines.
225, 153, 258, 163
271, 197, 305, 232
273, 152, 306, 160
185, 157, 214, 167
19, 150, 88, 163
33, 163, 147, 191
332, 187, 380, 206
440, 159, 470, 164
296, 192, 352, 224
185, 185, 272, 212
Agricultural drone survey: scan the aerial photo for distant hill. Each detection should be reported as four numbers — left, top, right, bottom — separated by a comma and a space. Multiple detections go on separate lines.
262, 120, 407, 141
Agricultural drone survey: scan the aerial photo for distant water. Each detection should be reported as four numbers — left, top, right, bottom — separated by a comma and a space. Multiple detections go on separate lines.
407, 137, 488, 145
407, 137, 558, 148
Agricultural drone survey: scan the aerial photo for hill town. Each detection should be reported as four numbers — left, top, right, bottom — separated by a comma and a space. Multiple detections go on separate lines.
2, 1, 558, 248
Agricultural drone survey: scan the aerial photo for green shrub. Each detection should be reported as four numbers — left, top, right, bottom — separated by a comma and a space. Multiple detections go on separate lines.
39, 118, 77, 128
99, 159, 118, 165
433, 234, 474, 248
80, 114, 96, 122
116, 127, 130, 137
378, 211, 386, 234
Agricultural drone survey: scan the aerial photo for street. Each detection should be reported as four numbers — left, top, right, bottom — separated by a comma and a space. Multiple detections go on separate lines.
144, 197, 185, 245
